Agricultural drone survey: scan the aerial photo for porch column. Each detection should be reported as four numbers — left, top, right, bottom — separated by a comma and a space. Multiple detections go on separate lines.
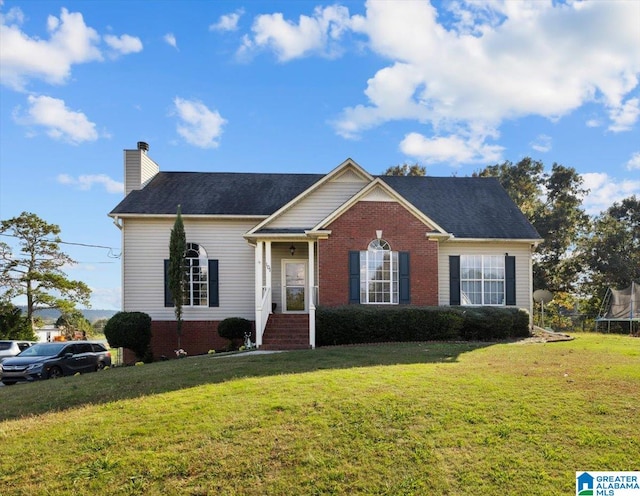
265, 241, 272, 314
308, 240, 316, 349
255, 241, 264, 347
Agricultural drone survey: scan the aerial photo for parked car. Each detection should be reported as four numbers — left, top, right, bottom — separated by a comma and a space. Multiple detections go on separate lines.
0, 341, 111, 385
0, 340, 37, 363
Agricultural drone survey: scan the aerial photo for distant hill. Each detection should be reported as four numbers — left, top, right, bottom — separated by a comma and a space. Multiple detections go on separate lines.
19, 307, 118, 323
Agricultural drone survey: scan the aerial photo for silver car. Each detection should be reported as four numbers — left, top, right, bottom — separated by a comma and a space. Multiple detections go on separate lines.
0, 340, 37, 363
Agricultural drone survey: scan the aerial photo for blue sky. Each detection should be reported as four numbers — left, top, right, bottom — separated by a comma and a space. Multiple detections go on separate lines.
1, 0, 639, 310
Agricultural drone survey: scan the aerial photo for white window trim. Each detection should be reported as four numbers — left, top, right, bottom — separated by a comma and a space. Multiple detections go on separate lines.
360, 239, 399, 305
460, 255, 505, 306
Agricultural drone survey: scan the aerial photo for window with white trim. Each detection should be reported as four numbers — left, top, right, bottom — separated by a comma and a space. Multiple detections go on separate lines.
360, 239, 399, 304
184, 243, 208, 306
460, 255, 505, 305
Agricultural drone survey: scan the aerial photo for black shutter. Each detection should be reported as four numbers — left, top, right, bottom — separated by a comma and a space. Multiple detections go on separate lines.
349, 251, 360, 304
449, 255, 461, 305
209, 259, 219, 307
164, 259, 173, 307
399, 252, 410, 304
505, 255, 516, 306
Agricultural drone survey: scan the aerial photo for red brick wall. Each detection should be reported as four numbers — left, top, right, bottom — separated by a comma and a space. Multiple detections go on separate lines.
121, 320, 256, 364
318, 201, 439, 306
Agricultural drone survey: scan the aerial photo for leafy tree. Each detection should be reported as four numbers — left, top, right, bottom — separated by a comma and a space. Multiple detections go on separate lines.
578, 196, 640, 315
55, 309, 92, 340
168, 205, 187, 349
384, 163, 426, 176
0, 301, 36, 340
0, 212, 91, 331
475, 159, 589, 293
104, 311, 152, 361
92, 318, 109, 335
474, 157, 544, 219
532, 163, 590, 292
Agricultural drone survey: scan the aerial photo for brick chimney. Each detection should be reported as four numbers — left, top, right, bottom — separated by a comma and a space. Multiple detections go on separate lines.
123, 141, 159, 195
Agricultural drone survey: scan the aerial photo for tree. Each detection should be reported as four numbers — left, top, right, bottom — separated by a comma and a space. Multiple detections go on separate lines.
475, 159, 589, 293
0, 212, 91, 331
474, 157, 544, 220
532, 163, 590, 292
55, 309, 93, 340
578, 196, 640, 315
384, 163, 426, 176
0, 301, 36, 340
168, 205, 187, 349
92, 318, 109, 335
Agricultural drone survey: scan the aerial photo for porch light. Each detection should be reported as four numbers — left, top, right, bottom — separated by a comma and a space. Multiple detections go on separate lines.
289, 244, 296, 256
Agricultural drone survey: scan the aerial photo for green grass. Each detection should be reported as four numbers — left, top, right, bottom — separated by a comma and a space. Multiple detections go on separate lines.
1, 334, 638, 495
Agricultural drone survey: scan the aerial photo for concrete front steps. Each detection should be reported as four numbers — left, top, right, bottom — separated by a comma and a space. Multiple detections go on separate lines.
260, 314, 311, 350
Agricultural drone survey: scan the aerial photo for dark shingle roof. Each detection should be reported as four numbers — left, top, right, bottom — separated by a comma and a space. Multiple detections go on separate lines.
110, 172, 324, 216
110, 171, 540, 240
380, 175, 540, 239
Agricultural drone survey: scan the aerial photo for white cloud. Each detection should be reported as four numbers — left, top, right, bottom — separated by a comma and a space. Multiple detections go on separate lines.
0, 7, 102, 89
530, 134, 552, 153
58, 173, 123, 193
104, 33, 143, 55
399, 131, 503, 165
0, 6, 142, 90
173, 97, 226, 148
240, 5, 352, 61
586, 118, 601, 128
626, 152, 640, 171
164, 33, 177, 49
608, 97, 640, 132
15, 95, 98, 144
330, 0, 640, 159
582, 172, 640, 215
210, 9, 244, 32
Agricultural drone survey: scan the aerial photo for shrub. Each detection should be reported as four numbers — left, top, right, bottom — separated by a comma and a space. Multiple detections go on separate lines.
316, 305, 529, 346
218, 317, 252, 344
316, 306, 464, 346
459, 307, 530, 340
104, 311, 152, 362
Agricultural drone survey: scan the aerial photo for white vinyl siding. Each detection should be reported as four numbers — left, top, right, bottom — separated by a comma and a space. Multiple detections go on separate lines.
269, 178, 366, 229
122, 217, 257, 320
438, 242, 533, 316
124, 149, 159, 195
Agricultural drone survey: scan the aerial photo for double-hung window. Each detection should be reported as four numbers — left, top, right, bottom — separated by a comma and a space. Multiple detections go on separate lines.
360, 239, 399, 304
183, 243, 208, 306
460, 255, 505, 305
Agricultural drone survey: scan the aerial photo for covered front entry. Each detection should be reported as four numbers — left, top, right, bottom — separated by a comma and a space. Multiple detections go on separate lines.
251, 239, 320, 349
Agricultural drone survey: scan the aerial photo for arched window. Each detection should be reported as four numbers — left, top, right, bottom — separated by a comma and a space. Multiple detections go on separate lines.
360, 239, 399, 304
184, 242, 208, 306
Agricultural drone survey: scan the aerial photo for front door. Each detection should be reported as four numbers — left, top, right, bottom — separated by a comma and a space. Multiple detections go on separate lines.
283, 261, 306, 312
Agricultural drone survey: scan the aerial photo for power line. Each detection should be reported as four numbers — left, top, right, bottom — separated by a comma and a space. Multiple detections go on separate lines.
0, 233, 121, 258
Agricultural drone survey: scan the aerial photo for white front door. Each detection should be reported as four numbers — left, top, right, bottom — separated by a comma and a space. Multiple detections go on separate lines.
282, 260, 306, 312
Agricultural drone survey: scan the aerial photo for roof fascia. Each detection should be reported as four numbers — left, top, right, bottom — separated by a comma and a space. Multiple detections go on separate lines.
442, 237, 542, 245
309, 178, 449, 234
108, 213, 267, 220
245, 158, 373, 236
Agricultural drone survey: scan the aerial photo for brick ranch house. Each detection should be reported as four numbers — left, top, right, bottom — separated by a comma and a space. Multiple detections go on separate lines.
109, 142, 541, 358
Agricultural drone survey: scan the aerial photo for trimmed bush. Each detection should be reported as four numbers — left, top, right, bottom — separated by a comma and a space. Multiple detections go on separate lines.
316, 305, 530, 346
316, 306, 464, 346
218, 317, 252, 341
104, 311, 152, 362
458, 306, 530, 340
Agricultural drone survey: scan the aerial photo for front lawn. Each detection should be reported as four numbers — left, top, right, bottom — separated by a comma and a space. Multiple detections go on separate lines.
1, 334, 638, 495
